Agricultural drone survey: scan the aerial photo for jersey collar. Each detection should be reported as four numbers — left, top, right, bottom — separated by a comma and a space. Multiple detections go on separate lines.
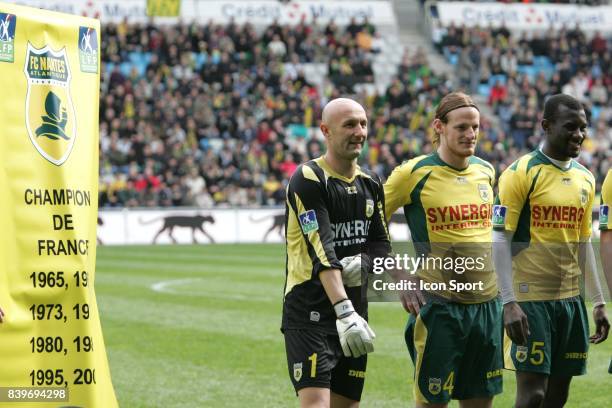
315, 156, 365, 183
536, 149, 573, 172
432, 152, 471, 172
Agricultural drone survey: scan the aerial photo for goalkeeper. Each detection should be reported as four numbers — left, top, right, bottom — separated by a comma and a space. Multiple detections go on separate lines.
281, 98, 391, 407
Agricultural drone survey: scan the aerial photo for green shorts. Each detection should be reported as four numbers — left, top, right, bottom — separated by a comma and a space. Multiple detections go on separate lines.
505, 296, 589, 376
405, 296, 503, 404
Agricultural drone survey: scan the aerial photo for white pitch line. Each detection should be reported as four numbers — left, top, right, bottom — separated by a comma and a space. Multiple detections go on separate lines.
150, 278, 275, 302
151, 278, 199, 293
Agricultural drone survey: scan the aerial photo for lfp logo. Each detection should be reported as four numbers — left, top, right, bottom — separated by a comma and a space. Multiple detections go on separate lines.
78, 26, 98, 73
600, 204, 609, 228
299, 210, 319, 234
492, 205, 507, 228
0, 12, 16, 62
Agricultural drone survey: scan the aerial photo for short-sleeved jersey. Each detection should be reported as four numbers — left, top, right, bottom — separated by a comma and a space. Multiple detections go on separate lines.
281, 157, 391, 334
599, 169, 611, 231
494, 150, 595, 301
384, 152, 497, 303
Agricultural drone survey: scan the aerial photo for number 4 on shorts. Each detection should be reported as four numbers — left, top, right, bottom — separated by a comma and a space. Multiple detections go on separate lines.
443, 371, 454, 394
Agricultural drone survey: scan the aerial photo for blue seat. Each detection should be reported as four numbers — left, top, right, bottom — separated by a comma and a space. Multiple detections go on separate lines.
134, 61, 147, 76
287, 124, 308, 138
140, 52, 152, 65
104, 62, 115, 73
488, 74, 507, 86
533, 56, 551, 68
128, 52, 141, 64
194, 52, 208, 70
591, 105, 602, 121
517, 65, 537, 80
119, 62, 132, 77
478, 84, 491, 97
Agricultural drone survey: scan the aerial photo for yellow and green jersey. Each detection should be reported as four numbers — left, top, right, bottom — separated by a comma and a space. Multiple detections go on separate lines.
494, 150, 595, 301
384, 152, 497, 303
599, 169, 611, 231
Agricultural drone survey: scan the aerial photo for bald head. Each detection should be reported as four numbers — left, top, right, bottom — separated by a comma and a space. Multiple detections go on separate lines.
321, 98, 366, 125
320, 98, 368, 163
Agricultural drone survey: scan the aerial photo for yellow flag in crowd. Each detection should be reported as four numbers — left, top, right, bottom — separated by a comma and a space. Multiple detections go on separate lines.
0, 2, 118, 406
147, 0, 181, 17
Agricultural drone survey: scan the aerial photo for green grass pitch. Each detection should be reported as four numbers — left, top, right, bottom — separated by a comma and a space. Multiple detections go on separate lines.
96, 244, 612, 407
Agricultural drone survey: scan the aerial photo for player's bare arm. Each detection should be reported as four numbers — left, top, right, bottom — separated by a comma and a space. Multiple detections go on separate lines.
493, 229, 530, 345
386, 265, 425, 315
503, 302, 530, 346
579, 237, 609, 344
602, 230, 612, 297
319, 268, 351, 306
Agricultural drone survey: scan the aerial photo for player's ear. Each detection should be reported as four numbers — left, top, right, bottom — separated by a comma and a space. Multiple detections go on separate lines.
432, 118, 444, 136
320, 123, 330, 138
541, 118, 549, 133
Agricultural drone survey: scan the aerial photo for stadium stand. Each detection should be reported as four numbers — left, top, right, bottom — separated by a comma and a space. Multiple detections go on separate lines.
98, 17, 454, 208
435, 21, 611, 188
98, 3, 610, 209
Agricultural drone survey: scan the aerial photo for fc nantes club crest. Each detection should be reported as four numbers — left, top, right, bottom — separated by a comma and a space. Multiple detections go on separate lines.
293, 362, 302, 382
516, 345, 528, 363
366, 199, 374, 218
580, 188, 588, 206
428, 377, 442, 395
478, 183, 490, 202
24, 43, 76, 166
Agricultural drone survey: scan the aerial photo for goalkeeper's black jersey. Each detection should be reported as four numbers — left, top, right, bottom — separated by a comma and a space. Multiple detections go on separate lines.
281, 157, 391, 334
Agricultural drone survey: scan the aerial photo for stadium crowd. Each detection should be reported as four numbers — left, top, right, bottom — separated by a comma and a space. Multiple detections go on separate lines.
437, 23, 611, 187
98, 16, 610, 208
98, 18, 446, 208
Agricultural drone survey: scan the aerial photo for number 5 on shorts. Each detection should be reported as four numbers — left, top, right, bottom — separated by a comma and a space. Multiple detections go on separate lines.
530, 341, 545, 365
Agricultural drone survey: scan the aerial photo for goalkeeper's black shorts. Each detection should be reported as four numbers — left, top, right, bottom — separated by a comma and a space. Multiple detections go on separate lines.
284, 328, 367, 401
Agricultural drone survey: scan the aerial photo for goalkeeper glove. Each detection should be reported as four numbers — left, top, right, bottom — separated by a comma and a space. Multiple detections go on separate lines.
334, 299, 375, 358
340, 254, 363, 287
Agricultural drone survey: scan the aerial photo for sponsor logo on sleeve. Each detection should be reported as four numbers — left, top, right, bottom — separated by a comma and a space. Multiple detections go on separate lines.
492, 205, 507, 227
600, 204, 609, 227
299, 210, 318, 234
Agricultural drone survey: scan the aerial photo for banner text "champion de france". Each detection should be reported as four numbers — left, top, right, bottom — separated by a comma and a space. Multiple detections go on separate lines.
24, 189, 91, 206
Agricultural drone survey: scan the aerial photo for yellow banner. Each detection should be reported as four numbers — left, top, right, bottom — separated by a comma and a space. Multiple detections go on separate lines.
0, 2, 118, 407
146, 0, 181, 17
